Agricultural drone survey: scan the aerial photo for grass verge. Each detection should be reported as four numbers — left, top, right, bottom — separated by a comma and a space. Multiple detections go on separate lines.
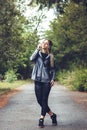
0, 79, 30, 95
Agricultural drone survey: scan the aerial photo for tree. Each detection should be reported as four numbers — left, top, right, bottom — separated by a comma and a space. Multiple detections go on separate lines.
0, 0, 45, 79
45, 2, 87, 70
0, 0, 26, 71
29, 0, 68, 13
29, 0, 87, 14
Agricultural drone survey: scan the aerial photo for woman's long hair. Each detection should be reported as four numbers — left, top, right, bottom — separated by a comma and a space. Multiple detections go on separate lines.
48, 40, 53, 53
47, 40, 54, 68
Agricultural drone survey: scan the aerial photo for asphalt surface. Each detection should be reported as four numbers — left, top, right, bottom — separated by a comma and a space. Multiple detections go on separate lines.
0, 82, 87, 130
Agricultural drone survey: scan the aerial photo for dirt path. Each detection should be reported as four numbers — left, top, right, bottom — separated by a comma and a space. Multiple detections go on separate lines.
70, 91, 87, 111
0, 82, 87, 130
0, 89, 20, 109
0, 83, 87, 110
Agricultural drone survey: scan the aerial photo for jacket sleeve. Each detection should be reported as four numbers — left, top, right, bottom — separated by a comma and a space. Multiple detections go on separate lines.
50, 66, 56, 81
50, 53, 56, 81
30, 49, 39, 62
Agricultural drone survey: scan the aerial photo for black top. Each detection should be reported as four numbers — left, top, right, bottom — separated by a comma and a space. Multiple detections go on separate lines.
41, 52, 48, 61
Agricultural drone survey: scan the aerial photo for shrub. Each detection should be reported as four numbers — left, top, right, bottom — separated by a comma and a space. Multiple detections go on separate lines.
56, 68, 87, 92
56, 69, 68, 84
4, 69, 18, 83
72, 69, 87, 91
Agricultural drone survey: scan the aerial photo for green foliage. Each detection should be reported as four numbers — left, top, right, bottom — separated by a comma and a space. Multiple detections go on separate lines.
4, 70, 18, 83
45, 2, 87, 70
31, 0, 87, 13
0, 0, 40, 79
0, 0, 25, 73
56, 68, 87, 92
44, 2, 87, 92
72, 69, 87, 91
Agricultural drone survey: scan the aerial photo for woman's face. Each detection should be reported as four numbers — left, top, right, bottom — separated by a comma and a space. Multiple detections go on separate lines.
41, 40, 49, 49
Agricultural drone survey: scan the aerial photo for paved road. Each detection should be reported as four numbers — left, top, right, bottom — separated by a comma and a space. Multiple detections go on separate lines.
0, 82, 87, 130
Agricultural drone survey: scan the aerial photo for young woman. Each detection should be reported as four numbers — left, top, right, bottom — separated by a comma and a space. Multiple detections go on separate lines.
30, 39, 57, 128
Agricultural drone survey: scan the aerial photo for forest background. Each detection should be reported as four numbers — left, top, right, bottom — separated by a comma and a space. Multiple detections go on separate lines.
0, 0, 87, 91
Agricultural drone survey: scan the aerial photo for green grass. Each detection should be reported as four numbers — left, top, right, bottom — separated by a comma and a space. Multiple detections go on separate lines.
0, 79, 31, 95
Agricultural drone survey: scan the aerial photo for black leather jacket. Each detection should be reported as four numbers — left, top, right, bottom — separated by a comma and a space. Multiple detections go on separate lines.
30, 49, 55, 83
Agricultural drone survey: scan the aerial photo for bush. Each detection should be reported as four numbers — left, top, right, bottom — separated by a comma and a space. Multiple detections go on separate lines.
56, 68, 87, 92
56, 69, 75, 88
56, 69, 69, 84
72, 69, 87, 91
4, 70, 18, 83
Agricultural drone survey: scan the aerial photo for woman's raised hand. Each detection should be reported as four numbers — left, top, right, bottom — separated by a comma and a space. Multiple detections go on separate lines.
37, 43, 42, 50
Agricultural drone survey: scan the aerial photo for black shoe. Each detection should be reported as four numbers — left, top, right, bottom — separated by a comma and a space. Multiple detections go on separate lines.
38, 118, 44, 128
51, 113, 57, 126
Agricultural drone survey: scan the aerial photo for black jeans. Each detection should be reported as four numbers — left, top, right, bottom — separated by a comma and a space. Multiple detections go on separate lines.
35, 81, 51, 116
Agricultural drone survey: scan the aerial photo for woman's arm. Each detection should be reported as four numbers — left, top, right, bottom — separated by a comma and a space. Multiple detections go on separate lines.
30, 43, 42, 62
50, 67, 55, 80
50, 53, 56, 86
30, 49, 39, 62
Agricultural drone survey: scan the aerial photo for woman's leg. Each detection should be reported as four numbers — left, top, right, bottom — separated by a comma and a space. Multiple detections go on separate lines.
41, 82, 51, 117
41, 82, 57, 125
34, 81, 42, 107
34, 81, 45, 127
35, 81, 51, 116
35, 81, 57, 126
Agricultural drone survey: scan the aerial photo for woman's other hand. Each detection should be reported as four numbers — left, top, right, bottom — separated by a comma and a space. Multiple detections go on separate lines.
50, 80, 54, 87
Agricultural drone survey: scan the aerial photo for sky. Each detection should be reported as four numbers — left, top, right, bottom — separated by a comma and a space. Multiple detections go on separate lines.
38, 8, 56, 40
25, 7, 56, 39
25, 7, 56, 29
20, 0, 56, 39
40, 8, 56, 29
